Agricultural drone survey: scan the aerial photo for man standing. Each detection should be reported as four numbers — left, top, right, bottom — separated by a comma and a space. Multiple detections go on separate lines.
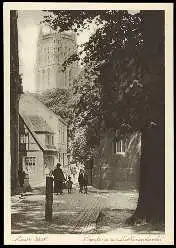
83, 170, 88, 194
52, 163, 65, 195
18, 168, 26, 198
78, 169, 84, 193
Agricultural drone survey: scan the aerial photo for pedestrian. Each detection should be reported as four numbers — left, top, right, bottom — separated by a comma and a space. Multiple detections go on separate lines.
83, 170, 88, 194
18, 168, 26, 198
66, 176, 73, 194
78, 169, 84, 193
52, 163, 66, 195
71, 166, 77, 182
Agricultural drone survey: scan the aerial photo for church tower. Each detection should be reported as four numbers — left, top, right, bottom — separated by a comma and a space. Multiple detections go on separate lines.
35, 24, 78, 93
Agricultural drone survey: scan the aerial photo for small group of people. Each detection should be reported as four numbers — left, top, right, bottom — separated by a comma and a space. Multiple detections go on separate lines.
51, 163, 89, 195
18, 162, 89, 197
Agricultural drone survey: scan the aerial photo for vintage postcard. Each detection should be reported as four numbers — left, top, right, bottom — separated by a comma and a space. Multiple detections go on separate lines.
4, 2, 174, 245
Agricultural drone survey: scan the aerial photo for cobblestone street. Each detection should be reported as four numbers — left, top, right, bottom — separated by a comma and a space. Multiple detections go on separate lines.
11, 185, 137, 234
11, 186, 164, 234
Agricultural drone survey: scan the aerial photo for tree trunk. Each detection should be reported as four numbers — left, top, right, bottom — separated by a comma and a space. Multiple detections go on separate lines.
125, 10, 165, 226
10, 10, 20, 195
126, 122, 165, 224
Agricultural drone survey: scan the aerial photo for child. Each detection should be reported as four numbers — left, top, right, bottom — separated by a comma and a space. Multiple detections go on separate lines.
67, 176, 73, 194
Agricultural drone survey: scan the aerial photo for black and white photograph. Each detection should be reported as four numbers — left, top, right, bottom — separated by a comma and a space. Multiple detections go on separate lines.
4, 2, 174, 245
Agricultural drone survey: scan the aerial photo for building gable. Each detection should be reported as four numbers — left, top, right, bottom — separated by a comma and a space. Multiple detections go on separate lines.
19, 93, 67, 126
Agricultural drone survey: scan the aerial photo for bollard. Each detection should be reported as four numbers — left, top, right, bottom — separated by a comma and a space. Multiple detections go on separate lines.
45, 176, 53, 222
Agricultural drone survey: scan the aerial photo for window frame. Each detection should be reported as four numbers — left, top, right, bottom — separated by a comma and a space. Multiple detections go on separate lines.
113, 139, 126, 155
45, 134, 50, 145
45, 134, 54, 146
25, 156, 36, 168
51, 135, 54, 145
47, 68, 50, 86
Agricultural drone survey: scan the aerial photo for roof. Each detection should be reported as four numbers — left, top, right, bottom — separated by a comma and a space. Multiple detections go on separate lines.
20, 93, 68, 126
19, 113, 57, 152
19, 93, 66, 152
21, 114, 54, 133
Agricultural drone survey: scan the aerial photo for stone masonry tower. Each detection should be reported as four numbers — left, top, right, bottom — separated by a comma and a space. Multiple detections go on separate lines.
35, 24, 79, 92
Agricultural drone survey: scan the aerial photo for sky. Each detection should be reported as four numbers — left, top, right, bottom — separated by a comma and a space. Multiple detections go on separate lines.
18, 10, 139, 93
18, 10, 97, 92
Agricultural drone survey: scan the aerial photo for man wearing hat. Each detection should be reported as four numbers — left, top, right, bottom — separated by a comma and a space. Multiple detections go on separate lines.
52, 163, 66, 195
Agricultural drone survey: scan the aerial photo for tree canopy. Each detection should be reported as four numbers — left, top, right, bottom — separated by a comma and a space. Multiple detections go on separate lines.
32, 89, 72, 124
43, 10, 164, 163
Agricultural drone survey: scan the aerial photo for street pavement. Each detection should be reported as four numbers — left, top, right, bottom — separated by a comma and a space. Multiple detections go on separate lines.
11, 184, 137, 234
11, 186, 164, 234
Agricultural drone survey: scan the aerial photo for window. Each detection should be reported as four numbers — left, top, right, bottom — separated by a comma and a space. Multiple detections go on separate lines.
51, 135, 54, 145
40, 71, 42, 85
69, 70, 71, 82
48, 68, 50, 85
45, 134, 54, 145
63, 153, 65, 165
43, 70, 45, 83
58, 39, 61, 47
45, 135, 50, 145
44, 48, 47, 61
25, 157, 36, 167
64, 72, 67, 87
59, 128, 61, 142
62, 129, 65, 143
113, 140, 126, 154
20, 134, 26, 144
59, 126, 65, 143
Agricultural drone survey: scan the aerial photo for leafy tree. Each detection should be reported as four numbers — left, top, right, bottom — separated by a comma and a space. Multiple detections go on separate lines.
32, 88, 72, 124
68, 63, 102, 163
44, 10, 165, 224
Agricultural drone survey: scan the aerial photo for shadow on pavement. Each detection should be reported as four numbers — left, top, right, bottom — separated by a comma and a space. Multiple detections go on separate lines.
95, 209, 165, 234
11, 188, 97, 234
11, 200, 81, 234
12, 188, 162, 235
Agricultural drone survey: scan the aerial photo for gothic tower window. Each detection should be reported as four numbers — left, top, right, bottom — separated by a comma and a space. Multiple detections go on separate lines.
48, 47, 50, 63
48, 68, 50, 86
42, 70, 45, 89
64, 71, 67, 88
69, 69, 71, 84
